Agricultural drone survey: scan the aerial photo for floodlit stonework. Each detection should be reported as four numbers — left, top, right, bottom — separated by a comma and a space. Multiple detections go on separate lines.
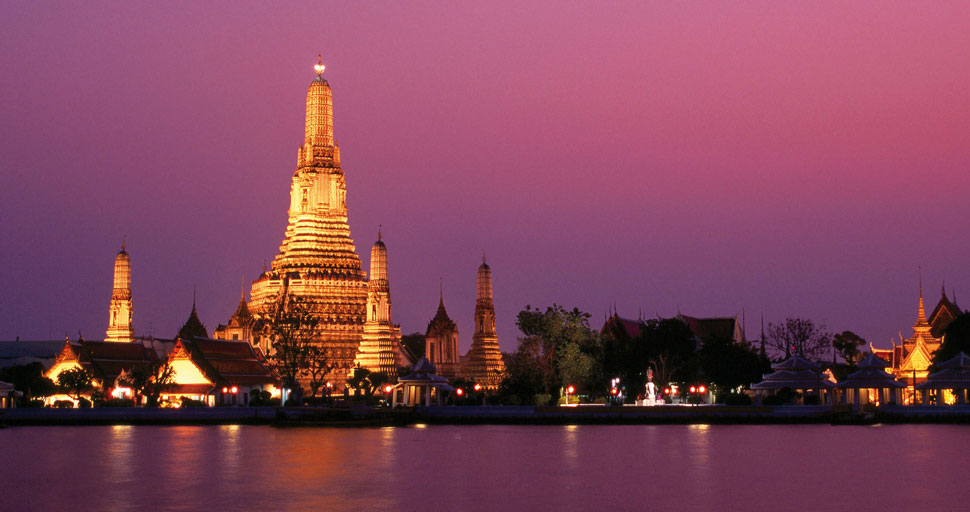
105, 242, 134, 343
354, 231, 403, 376
248, 58, 368, 383
462, 257, 506, 388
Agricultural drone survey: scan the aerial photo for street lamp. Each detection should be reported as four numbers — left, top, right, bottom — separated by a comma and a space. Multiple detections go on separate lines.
565, 385, 576, 406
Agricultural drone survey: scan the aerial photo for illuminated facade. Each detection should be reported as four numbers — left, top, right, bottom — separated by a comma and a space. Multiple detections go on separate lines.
873, 285, 959, 403
462, 257, 506, 388
354, 232, 403, 376
105, 242, 134, 342
425, 286, 460, 381
213, 284, 260, 347
248, 57, 368, 385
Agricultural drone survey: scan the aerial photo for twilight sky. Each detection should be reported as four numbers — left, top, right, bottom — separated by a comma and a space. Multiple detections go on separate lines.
2, 2, 969, 353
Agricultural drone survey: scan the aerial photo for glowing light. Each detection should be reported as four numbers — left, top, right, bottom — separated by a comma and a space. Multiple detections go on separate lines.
566, 385, 575, 394
230, 386, 238, 394
222, 387, 228, 394
314, 54, 325, 76
610, 387, 619, 396
456, 388, 464, 396
383, 385, 393, 394
698, 385, 707, 394
664, 388, 671, 395
473, 383, 482, 392
690, 386, 696, 393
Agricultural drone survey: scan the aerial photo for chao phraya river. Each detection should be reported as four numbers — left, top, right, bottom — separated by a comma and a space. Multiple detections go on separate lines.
1, 424, 967, 511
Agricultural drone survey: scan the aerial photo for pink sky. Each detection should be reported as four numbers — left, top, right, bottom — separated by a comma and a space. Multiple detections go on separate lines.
1, 2, 969, 352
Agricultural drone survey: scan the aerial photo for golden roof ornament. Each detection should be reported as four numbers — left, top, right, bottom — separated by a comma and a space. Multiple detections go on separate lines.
314, 54, 326, 77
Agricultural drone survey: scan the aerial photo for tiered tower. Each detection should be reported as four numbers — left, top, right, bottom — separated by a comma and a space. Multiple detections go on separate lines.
355, 230, 402, 375
425, 283, 460, 380
463, 256, 506, 388
898, 282, 943, 387
105, 242, 134, 342
249, 56, 368, 383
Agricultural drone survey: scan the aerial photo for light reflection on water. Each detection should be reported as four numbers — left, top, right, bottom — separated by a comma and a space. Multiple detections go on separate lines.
2, 424, 969, 511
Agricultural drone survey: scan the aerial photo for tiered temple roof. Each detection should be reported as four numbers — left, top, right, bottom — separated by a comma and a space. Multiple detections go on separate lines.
751, 355, 835, 390
48, 338, 157, 387
918, 352, 970, 391
425, 287, 460, 381
837, 353, 906, 390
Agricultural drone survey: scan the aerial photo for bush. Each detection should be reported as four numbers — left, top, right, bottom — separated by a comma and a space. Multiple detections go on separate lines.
78, 397, 92, 408
762, 395, 785, 405
54, 400, 74, 408
534, 394, 552, 406
100, 398, 135, 407
180, 397, 207, 408
284, 397, 301, 406
721, 393, 752, 406
26, 399, 45, 408
556, 395, 579, 406
803, 394, 821, 405
592, 397, 608, 404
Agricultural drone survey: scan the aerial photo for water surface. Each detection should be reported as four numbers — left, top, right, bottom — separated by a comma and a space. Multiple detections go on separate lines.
1, 424, 966, 511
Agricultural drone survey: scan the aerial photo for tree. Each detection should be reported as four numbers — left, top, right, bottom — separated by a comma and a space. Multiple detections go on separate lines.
557, 341, 595, 391
0, 362, 46, 403
346, 366, 374, 398
932, 312, 970, 366
57, 367, 93, 401
832, 331, 867, 366
699, 336, 769, 394
29, 376, 57, 401
264, 294, 322, 396
766, 318, 830, 360
305, 344, 337, 398
508, 304, 600, 397
122, 359, 176, 407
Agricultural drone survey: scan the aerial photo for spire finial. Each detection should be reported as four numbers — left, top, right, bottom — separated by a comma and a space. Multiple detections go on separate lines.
482, 249, 486, 264
121, 235, 126, 251
314, 54, 325, 77
378, 224, 382, 241
439, 277, 444, 305
241, 274, 245, 301
192, 284, 197, 312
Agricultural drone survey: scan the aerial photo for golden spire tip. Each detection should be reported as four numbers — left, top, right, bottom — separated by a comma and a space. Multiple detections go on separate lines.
314, 54, 325, 77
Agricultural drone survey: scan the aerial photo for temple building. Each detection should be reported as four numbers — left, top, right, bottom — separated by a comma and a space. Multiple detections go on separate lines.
213, 283, 261, 348
162, 337, 280, 406
247, 56, 369, 386
354, 231, 404, 376
462, 257, 506, 388
873, 284, 961, 402
46, 336, 158, 404
105, 242, 134, 342
425, 285, 461, 381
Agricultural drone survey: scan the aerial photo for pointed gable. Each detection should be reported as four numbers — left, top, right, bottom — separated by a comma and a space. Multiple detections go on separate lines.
928, 288, 962, 338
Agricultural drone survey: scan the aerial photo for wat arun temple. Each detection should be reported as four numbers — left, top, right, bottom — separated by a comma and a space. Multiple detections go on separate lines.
211, 57, 506, 388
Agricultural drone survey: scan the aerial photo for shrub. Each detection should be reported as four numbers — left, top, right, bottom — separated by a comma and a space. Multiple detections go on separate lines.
556, 395, 579, 406
180, 397, 207, 408
54, 400, 74, 408
100, 398, 135, 407
78, 397, 92, 408
534, 394, 552, 406
592, 397, 608, 404
721, 393, 752, 406
803, 394, 821, 405
26, 399, 45, 408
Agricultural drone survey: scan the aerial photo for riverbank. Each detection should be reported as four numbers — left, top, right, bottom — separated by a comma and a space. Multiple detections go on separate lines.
3, 404, 970, 427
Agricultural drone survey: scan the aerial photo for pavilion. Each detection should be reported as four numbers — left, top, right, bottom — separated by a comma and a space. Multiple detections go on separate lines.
390, 358, 453, 407
916, 352, 970, 406
836, 353, 906, 412
751, 354, 836, 405
0, 380, 18, 408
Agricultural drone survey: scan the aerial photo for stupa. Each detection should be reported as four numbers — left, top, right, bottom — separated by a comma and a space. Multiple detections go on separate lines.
248, 56, 368, 382
462, 256, 506, 388
105, 241, 134, 343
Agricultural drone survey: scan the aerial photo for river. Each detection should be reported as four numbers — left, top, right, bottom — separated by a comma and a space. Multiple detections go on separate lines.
1, 424, 966, 511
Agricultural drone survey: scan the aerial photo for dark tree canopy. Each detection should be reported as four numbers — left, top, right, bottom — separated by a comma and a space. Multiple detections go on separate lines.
120, 358, 176, 407
56, 367, 93, 401
699, 336, 770, 393
832, 331, 867, 366
264, 294, 323, 394
933, 312, 970, 366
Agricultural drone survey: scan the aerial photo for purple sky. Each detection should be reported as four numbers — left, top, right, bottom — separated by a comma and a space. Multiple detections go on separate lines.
2, 2, 969, 353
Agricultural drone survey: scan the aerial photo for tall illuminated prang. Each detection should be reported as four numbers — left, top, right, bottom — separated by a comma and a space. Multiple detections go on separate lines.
354, 229, 403, 376
463, 255, 506, 388
249, 56, 368, 383
105, 241, 134, 343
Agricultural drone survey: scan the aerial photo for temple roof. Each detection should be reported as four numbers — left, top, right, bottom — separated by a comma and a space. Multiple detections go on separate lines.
837, 354, 905, 389
929, 287, 962, 338
677, 314, 743, 343
601, 314, 643, 339
426, 297, 457, 336
52, 339, 157, 384
177, 303, 209, 340
751, 355, 834, 390
918, 352, 970, 390
171, 338, 279, 387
